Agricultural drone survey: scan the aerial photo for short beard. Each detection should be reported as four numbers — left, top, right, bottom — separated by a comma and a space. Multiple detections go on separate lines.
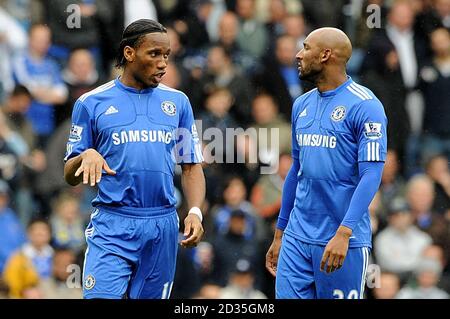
299, 68, 322, 84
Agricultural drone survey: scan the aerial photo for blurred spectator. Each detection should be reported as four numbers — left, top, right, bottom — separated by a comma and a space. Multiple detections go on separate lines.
396, 257, 449, 298
43, 0, 112, 70
219, 258, 267, 299
224, 132, 262, 192
171, 0, 212, 51
3, 218, 53, 298
193, 241, 215, 286
250, 93, 291, 160
378, 149, 406, 222
0, 6, 27, 99
216, 11, 241, 59
152, 0, 189, 25
12, 24, 68, 148
193, 282, 222, 299
250, 152, 291, 223
0, 180, 26, 274
0, 113, 22, 187
371, 271, 401, 299
361, 0, 428, 170
0, 0, 45, 30
374, 197, 432, 278
172, 241, 201, 299
0, 85, 34, 150
418, 28, 450, 161
0, 85, 47, 220
406, 174, 450, 246
301, 0, 346, 29
57, 49, 104, 127
212, 176, 261, 240
235, 0, 268, 60
422, 244, 450, 293
253, 34, 309, 119
193, 44, 254, 125
265, 0, 288, 49
50, 192, 86, 254
434, 0, 450, 29
351, 0, 389, 49
282, 13, 307, 51
425, 154, 450, 216
199, 87, 237, 133
39, 248, 82, 299
34, 120, 72, 215
199, 87, 238, 161
196, 0, 227, 43
211, 209, 260, 287
369, 191, 382, 235
412, 0, 444, 43
123, 0, 157, 28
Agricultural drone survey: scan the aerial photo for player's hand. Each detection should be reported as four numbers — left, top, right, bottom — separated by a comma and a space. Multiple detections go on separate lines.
181, 213, 204, 248
320, 225, 352, 274
265, 229, 283, 277
75, 149, 116, 186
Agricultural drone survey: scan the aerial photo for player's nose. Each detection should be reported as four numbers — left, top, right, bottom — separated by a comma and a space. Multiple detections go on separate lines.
296, 49, 303, 61
157, 58, 167, 69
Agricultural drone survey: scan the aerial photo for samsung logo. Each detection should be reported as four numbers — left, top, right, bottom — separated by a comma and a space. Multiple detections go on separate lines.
296, 134, 337, 149
112, 130, 172, 145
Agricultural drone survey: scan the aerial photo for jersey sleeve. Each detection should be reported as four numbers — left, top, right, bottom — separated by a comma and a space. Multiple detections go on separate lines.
353, 99, 388, 162
64, 100, 94, 162
291, 99, 301, 160
174, 96, 203, 164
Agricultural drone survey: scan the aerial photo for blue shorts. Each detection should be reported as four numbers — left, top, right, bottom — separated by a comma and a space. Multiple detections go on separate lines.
82, 206, 179, 299
276, 233, 370, 299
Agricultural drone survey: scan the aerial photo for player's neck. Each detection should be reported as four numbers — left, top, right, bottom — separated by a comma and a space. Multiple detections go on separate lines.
316, 72, 348, 93
120, 71, 152, 91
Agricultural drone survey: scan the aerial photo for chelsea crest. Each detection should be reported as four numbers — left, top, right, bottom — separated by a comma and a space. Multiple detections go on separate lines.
161, 101, 176, 116
331, 106, 346, 122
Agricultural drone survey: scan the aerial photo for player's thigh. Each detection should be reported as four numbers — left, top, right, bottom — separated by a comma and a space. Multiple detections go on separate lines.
276, 235, 316, 299
83, 234, 134, 299
129, 212, 179, 299
312, 246, 370, 299
83, 210, 138, 299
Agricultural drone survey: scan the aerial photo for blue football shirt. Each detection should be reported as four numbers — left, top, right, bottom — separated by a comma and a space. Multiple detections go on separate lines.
286, 77, 387, 248
64, 78, 203, 209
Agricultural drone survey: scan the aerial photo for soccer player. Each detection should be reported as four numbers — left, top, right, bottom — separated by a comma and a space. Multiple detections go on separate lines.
63, 19, 205, 299
265, 28, 387, 299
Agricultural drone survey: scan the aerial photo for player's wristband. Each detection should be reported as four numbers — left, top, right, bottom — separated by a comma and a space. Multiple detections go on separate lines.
188, 207, 203, 222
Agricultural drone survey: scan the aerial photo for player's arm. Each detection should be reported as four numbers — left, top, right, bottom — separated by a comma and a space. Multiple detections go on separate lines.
320, 162, 384, 273
266, 157, 299, 277
176, 96, 205, 248
321, 98, 387, 274
266, 101, 301, 277
63, 100, 115, 187
180, 163, 205, 248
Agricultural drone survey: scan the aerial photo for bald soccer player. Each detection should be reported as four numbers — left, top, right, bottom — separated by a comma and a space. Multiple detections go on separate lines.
265, 28, 387, 299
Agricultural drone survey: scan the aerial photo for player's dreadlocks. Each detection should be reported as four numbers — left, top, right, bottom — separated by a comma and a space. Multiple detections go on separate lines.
115, 19, 167, 68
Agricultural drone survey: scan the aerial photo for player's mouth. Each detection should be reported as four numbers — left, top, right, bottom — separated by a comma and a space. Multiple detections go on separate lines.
154, 72, 166, 82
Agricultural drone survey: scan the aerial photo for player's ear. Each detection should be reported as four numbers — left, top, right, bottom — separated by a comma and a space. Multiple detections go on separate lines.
320, 48, 332, 63
123, 46, 136, 64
